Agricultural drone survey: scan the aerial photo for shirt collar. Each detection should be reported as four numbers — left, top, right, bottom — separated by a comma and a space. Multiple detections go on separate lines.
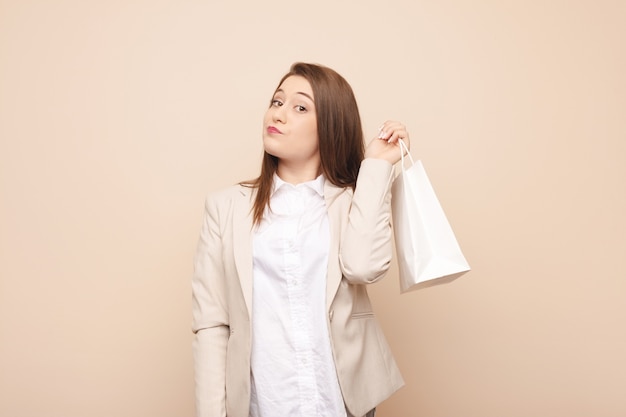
272, 173, 325, 197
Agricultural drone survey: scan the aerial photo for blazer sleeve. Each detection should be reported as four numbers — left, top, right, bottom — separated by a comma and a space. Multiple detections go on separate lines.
340, 158, 395, 284
191, 194, 229, 417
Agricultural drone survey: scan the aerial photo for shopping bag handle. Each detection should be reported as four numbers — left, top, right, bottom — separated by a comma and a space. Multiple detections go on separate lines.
398, 138, 414, 168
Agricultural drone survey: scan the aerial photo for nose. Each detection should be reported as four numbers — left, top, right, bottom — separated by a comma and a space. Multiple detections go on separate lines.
272, 104, 286, 123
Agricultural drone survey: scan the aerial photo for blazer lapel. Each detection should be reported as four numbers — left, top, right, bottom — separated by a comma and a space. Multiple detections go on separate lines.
324, 181, 349, 309
232, 186, 254, 319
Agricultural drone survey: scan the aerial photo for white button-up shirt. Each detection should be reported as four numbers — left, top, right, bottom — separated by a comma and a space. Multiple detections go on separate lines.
250, 174, 347, 417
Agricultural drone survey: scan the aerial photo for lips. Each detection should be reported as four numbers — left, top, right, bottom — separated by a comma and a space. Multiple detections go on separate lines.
267, 126, 282, 134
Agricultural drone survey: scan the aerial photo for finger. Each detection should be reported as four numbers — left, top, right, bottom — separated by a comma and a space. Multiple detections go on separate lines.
377, 121, 404, 140
387, 127, 408, 144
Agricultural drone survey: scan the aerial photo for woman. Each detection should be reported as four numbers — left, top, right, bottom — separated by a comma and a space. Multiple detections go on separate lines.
192, 62, 408, 417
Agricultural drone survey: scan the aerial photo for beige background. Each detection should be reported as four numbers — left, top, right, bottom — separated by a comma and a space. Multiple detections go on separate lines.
1, 1, 625, 416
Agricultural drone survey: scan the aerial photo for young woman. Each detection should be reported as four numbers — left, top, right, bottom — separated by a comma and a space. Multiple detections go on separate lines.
192, 62, 409, 417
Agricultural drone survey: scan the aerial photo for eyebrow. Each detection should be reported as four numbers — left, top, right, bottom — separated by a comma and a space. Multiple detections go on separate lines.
275, 88, 314, 102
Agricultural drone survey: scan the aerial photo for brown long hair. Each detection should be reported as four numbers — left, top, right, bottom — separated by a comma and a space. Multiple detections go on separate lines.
242, 62, 365, 226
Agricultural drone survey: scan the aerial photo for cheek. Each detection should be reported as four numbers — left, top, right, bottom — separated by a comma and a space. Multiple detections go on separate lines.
304, 119, 318, 140
304, 131, 319, 153
310, 127, 319, 148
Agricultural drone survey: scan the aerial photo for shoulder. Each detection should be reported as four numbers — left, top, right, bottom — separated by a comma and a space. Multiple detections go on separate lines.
206, 183, 252, 200
203, 183, 254, 213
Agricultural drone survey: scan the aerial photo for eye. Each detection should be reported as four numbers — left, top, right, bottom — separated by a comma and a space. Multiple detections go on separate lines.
270, 99, 283, 107
295, 105, 307, 112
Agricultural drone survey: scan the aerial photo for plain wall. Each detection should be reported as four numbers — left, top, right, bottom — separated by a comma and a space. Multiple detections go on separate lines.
1, 1, 624, 416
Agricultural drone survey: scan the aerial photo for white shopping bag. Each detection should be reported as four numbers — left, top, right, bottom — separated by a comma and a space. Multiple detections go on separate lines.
391, 140, 470, 292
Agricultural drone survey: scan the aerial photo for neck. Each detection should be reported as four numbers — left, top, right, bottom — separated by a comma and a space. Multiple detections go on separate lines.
276, 161, 321, 185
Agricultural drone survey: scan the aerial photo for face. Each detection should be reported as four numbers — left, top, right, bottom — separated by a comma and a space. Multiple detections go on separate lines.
262, 75, 319, 170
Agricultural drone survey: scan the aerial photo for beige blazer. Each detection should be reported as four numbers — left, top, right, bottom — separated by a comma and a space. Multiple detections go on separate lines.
192, 159, 404, 417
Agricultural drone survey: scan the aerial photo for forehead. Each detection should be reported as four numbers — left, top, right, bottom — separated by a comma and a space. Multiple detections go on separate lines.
276, 75, 314, 99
